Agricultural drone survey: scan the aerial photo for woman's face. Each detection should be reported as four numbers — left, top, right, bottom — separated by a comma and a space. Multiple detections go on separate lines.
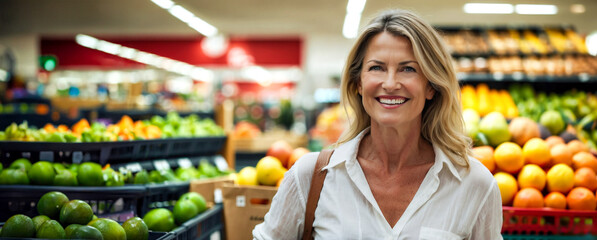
358, 32, 435, 128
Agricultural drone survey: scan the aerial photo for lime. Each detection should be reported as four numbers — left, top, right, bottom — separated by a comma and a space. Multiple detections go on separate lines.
37, 191, 69, 220
60, 200, 94, 226
180, 192, 207, 213
0, 214, 35, 237
9, 158, 32, 171
122, 217, 149, 240
539, 110, 565, 135
142, 208, 176, 232
64, 224, 83, 238
103, 168, 125, 186
71, 225, 104, 240
32, 215, 51, 231
0, 168, 30, 185
77, 162, 104, 186
68, 163, 80, 174
173, 199, 199, 225
36, 219, 66, 239
134, 170, 150, 184
28, 161, 56, 185
53, 162, 67, 172
88, 218, 126, 240
54, 170, 78, 186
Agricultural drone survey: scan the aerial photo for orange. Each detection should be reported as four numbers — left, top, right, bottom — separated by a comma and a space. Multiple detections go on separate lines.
546, 164, 575, 193
494, 142, 524, 174
518, 164, 546, 191
567, 140, 590, 156
472, 146, 495, 173
494, 172, 518, 206
574, 167, 597, 191
513, 188, 544, 208
566, 187, 596, 211
550, 144, 573, 167
545, 136, 565, 149
287, 147, 310, 169
571, 151, 597, 172
522, 138, 551, 167
544, 192, 567, 209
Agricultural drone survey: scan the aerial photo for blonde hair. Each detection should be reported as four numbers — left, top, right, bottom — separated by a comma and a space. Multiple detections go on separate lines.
336, 9, 471, 167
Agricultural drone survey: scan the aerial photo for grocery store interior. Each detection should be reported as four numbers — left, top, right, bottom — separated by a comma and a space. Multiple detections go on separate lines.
1, 0, 597, 239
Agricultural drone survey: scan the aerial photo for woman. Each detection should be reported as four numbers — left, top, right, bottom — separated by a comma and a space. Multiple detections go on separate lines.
254, 9, 502, 239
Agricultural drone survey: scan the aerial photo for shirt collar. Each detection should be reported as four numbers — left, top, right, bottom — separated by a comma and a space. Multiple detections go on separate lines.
323, 127, 463, 182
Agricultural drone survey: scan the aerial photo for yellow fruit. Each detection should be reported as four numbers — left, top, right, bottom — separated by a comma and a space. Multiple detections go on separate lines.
518, 164, 547, 191
494, 142, 524, 174
256, 156, 286, 186
522, 138, 551, 167
546, 164, 575, 193
494, 172, 518, 206
236, 167, 258, 186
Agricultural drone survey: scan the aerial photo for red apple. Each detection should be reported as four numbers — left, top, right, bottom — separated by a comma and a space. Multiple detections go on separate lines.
266, 140, 293, 168
288, 147, 310, 169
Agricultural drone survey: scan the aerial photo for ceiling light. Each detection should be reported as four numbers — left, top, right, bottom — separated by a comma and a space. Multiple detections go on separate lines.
515, 4, 557, 15
150, 0, 218, 37
150, 0, 174, 9
75, 34, 99, 49
570, 4, 585, 14
342, 0, 367, 39
587, 31, 597, 56
463, 3, 514, 14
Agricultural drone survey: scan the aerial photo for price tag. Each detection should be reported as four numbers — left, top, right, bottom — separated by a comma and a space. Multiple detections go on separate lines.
236, 195, 246, 207
214, 188, 223, 204
39, 151, 54, 162
214, 156, 229, 171
72, 152, 83, 164
210, 232, 221, 240
153, 160, 170, 171
126, 163, 143, 172
177, 158, 193, 169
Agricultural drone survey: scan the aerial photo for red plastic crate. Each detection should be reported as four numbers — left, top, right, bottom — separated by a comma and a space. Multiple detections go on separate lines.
502, 206, 597, 235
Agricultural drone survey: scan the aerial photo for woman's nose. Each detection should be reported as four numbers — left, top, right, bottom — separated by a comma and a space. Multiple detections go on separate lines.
382, 73, 401, 91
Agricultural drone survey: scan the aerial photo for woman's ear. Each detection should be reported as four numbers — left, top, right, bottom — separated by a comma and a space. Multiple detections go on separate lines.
425, 83, 435, 100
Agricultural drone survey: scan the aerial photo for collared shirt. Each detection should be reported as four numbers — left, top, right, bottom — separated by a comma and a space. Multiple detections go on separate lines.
253, 128, 503, 240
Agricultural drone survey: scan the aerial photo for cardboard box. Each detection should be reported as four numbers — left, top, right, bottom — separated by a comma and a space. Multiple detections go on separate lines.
234, 129, 308, 152
222, 184, 278, 240
189, 176, 235, 203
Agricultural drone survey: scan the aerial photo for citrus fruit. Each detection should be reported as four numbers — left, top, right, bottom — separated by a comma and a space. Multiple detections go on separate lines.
0, 214, 35, 237
566, 187, 597, 210
36, 219, 66, 239
0, 168, 29, 185
513, 188, 544, 208
60, 200, 94, 226
28, 161, 55, 185
472, 146, 495, 173
546, 163, 575, 193
142, 208, 176, 232
494, 142, 524, 174
236, 167, 258, 186
256, 156, 286, 186
180, 192, 207, 213
37, 191, 69, 220
550, 144, 573, 166
134, 170, 150, 184
574, 167, 597, 191
571, 151, 597, 172
479, 112, 511, 147
545, 136, 565, 149
32, 215, 51, 231
567, 140, 590, 156
88, 218, 127, 240
70, 225, 103, 240
522, 138, 551, 166
54, 170, 78, 186
539, 110, 565, 135
518, 164, 546, 191
64, 224, 83, 238
494, 172, 518, 206
77, 162, 104, 186
288, 147, 310, 169
122, 217, 149, 240
276, 176, 284, 187
173, 199, 199, 225
266, 140, 293, 167
544, 192, 567, 209
9, 158, 32, 171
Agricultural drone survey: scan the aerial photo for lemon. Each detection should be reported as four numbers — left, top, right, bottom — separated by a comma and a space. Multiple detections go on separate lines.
0, 214, 35, 237
37, 191, 69, 220
494, 172, 518, 206
522, 138, 551, 167
517, 164, 546, 191
122, 217, 149, 240
256, 156, 286, 186
237, 167, 258, 185
546, 163, 575, 193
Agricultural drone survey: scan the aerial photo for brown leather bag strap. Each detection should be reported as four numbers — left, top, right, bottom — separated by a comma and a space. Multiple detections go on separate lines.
302, 149, 334, 240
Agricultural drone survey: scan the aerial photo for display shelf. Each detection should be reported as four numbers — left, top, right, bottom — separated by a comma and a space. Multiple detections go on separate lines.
502, 206, 597, 235
458, 73, 597, 83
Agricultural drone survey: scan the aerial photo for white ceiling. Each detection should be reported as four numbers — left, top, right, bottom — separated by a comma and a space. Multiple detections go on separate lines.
1, 0, 597, 38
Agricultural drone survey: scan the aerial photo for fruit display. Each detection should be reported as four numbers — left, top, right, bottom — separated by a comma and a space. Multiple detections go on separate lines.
142, 192, 207, 232
461, 84, 518, 118
0, 111, 224, 142
309, 104, 350, 147
232, 121, 262, 139
1, 191, 149, 239
235, 140, 310, 187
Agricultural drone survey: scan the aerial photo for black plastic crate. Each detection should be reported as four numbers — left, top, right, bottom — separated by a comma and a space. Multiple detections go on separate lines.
140, 182, 190, 216
0, 185, 146, 222
158, 204, 224, 240
0, 222, 174, 240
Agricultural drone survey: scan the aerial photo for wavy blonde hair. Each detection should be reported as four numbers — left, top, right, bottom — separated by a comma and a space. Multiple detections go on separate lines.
336, 9, 471, 167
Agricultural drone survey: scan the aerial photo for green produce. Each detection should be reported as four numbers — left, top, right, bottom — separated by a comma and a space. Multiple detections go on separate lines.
88, 218, 126, 240
64, 224, 83, 238
134, 170, 150, 184
60, 200, 94, 226
78, 162, 104, 186
173, 199, 198, 225
122, 217, 149, 240
103, 167, 125, 186
32, 215, 51, 231
539, 110, 565, 135
70, 225, 104, 240
9, 158, 32, 171
0, 168, 29, 185
28, 161, 56, 185
143, 208, 176, 232
0, 214, 35, 237
37, 191, 69, 219
199, 160, 219, 178
479, 112, 511, 147
180, 192, 207, 213
54, 170, 78, 186
36, 219, 66, 239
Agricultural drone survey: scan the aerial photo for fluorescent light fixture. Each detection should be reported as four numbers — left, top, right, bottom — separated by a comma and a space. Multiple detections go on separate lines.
342, 0, 367, 39
169, 5, 195, 23
150, 0, 174, 9
118, 47, 138, 59
75, 34, 99, 49
96, 41, 121, 55
515, 4, 557, 15
463, 3, 514, 14
150, 0, 218, 37
188, 18, 218, 37
587, 31, 597, 56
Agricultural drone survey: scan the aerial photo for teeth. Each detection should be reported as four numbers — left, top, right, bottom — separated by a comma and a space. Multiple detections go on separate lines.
379, 98, 405, 105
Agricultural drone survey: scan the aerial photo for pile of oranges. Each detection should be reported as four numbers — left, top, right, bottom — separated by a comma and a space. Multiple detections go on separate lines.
475, 136, 597, 211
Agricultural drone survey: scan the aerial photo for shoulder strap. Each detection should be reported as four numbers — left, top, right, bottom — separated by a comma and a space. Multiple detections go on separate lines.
302, 149, 334, 240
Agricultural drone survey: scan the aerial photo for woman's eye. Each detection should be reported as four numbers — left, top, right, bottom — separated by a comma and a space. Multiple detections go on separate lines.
368, 65, 382, 71
402, 66, 416, 72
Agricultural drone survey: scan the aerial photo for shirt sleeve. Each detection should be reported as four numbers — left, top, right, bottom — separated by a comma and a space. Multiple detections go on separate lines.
253, 166, 307, 240
470, 178, 504, 240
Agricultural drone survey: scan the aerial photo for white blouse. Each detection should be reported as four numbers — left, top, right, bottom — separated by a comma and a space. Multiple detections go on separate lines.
253, 129, 503, 240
